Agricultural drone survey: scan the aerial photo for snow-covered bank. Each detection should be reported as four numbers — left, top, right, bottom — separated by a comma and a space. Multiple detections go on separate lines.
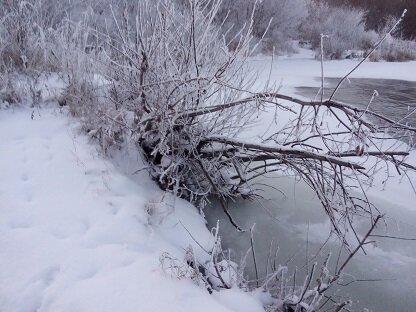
0, 107, 264, 312
250, 48, 416, 94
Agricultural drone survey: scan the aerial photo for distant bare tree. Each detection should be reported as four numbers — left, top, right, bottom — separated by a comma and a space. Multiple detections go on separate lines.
210, 0, 308, 52
301, 1, 378, 59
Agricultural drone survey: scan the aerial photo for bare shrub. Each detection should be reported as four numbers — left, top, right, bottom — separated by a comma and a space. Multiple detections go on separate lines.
0, 69, 20, 106
159, 225, 240, 294
0, 0, 59, 70
211, 0, 308, 53
47, 12, 125, 152
0, 67, 44, 107
301, 2, 377, 59
96, 0, 258, 203
370, 37, 416, 62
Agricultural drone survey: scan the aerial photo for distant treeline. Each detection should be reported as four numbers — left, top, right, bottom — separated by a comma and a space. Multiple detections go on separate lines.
320, 0, 416, 39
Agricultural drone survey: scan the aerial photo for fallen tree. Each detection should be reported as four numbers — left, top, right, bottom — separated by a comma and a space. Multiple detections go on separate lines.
80, 0, 416, 240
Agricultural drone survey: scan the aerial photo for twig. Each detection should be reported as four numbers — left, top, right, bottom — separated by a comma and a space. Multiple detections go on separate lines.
368, 234, 416, 241
249, 224, 259, 287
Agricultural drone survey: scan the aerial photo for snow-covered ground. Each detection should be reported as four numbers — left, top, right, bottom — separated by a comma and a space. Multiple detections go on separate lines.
250, 47, 416, 92
0, 107, 265, 312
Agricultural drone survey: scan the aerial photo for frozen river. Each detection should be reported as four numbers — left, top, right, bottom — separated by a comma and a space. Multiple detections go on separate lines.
297, 78, 416, 132
206, 78, 416, 312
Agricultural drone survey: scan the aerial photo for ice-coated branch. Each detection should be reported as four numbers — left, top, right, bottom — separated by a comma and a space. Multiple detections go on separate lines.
201, 135, 366, 170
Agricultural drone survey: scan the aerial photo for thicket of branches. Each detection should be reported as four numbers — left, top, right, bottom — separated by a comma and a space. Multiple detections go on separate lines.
1, 0, 416, 310
299, 1, 416, 60
0, 0, 414, 66
206, 0, 416, 60
81, 0, 416, 237
211, 0, 308, 53
318, 0, 416, 40
300, 2, 378, 59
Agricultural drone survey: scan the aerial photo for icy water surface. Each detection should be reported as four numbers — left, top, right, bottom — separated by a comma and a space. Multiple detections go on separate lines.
296, 78, 416, 130
206, 79, 416, 312
206, 178, 416, 312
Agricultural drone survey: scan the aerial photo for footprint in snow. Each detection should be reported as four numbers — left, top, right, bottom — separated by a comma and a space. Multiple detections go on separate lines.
13, 136, 25, 142
106, 201, 120, 215
28, 265, 60, 286
25, 193, 33, 202
78, 267, 99, 280
9, 219, 32, 229
21, 173, 29, 182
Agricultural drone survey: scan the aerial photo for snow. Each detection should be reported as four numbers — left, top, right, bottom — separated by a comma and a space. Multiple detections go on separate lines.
0, 107, 263, 312
250, 47, 416, 94
1, 47, 415, 312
